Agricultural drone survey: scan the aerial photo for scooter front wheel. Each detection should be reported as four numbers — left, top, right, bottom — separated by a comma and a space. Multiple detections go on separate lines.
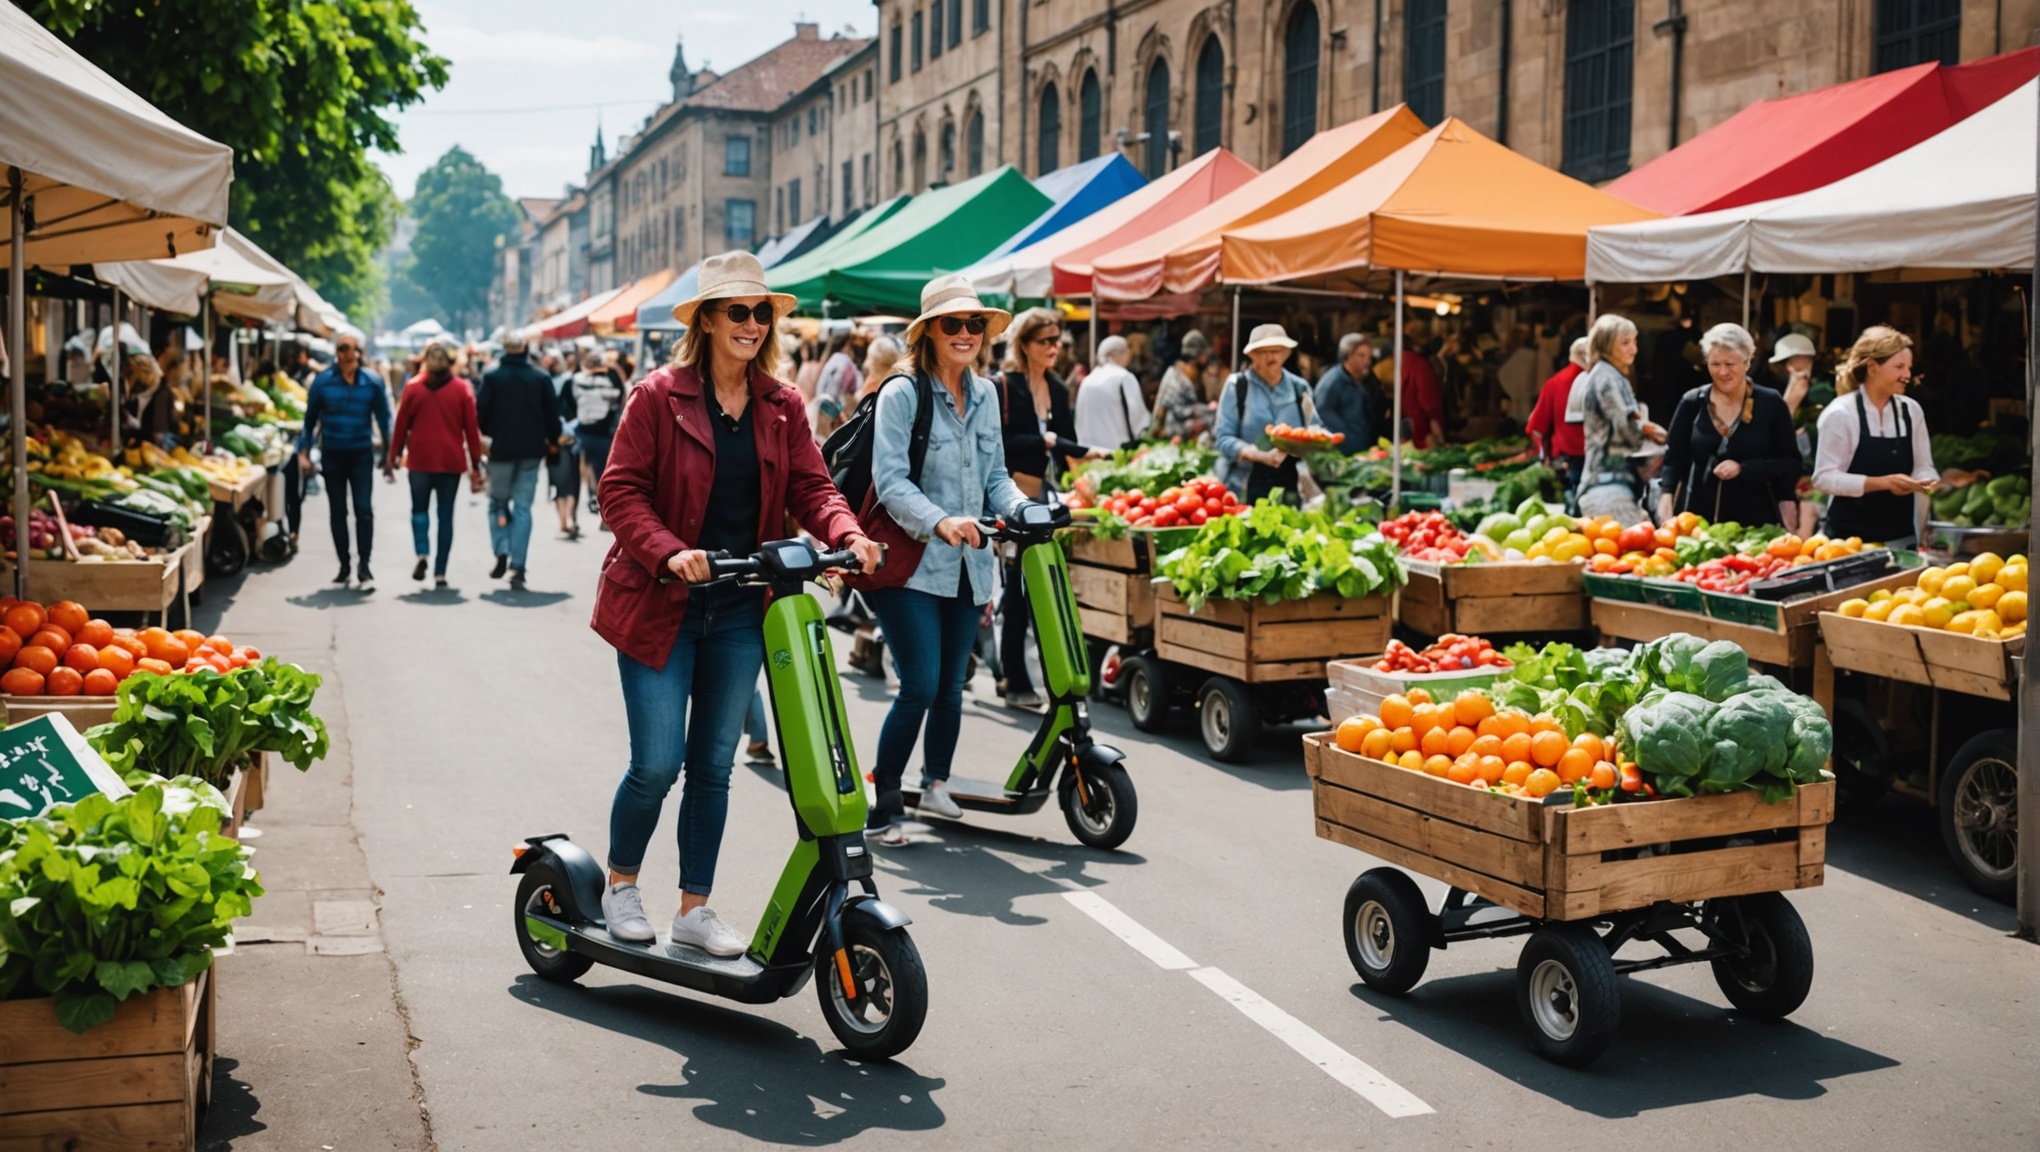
514, 862, 595, 984
816, 919, 928, 1060
1061, 761, 1137, 850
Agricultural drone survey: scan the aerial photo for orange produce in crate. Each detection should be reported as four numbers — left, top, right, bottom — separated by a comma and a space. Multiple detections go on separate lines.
45, 667, 83, 697
0, 668, 42, 695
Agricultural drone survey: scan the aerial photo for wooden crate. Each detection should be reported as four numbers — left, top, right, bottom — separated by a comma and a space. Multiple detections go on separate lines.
0, 545, 192, 618
1069, 562, 1156, 644
0, 969, 214, 1151
182, 516, 210, 595
1156, 586, 1390, 683
1063, 530, 1140, 572
1398, 560, 1587, 637
207, 469, 265, 511
1589, 567, 1916, 668
1817, 613, 2024, 701
241, 750, 270, 817
1304, 733, 1834, 922
1, 695, 119, 731
1325, 659, 1503, 720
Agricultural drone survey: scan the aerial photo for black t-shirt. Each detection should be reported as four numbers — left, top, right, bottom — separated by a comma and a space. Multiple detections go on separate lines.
697, 390, 762, 560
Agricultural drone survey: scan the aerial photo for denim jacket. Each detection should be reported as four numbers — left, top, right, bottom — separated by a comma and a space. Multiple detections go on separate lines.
873, 370, 1028, 603
1213, 369, 1317, 493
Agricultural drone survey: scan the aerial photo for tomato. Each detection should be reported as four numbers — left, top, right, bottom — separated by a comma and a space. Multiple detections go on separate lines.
1152, 507, 1181, 527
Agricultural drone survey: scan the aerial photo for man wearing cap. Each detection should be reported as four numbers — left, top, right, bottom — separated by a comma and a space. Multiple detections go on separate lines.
1766, 333, 1820, 415
1314, 333, 1379, 456
477, 331, 563, 589
1215, 323, 1323, 504
1149, 329, 1212, 440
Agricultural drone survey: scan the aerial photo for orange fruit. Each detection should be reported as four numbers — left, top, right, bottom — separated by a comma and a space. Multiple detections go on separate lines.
1334, 716, 1372, 752
1410, 703, 1448, 740
1531, 712, 1564, 735
81, 668, 119, 696
46, 601, 88, 636
28, 627, 71, 654
1506, 760, 1536, 785
75, 619, 114, 648
97, 645, 135, 678
1419, 725, 1452, 758
0, 626, 19, 666
1446, 759, 1479, 784
1453, 690, 1495, 728
4, 603, 45, 638
1524, 767, 1562, 798
1398, 750, 1425, 771
44, 667, 83, 697
1478, 755, 1509, 784
204, 635, 235, 654
136, 657, 174, 677
1593, 537, 1618, 556
1557, 748, 1595, 784
13, 645, 57, 676
1494, 710, 1531, 739
1469, 734, 1504, 760
113, 634, 148, 659
1589, 762, 1618, 790
1446, 725, 1477, 758
1390, 726, 1419, 755
1501, 732, 1534, 765
172, 628, 206, 651
1360, 727, 1395, 761
1572, 732, 1608, 763
0, 667, 43, 696
1502, 761, 1532, 786
157, 639, 191, 669
61, 644, 99, 674
1378, 694, 1414, 730
1427, 755, 1458, 779
1530, 730, 1569, 768
1475, 714, 1503, 739
1404, 686, 1433, 706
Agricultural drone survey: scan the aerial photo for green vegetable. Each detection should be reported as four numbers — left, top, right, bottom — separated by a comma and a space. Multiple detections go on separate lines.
87, 660, 330, 791
1155, 501, 1404, 611
1069, 443, 1216, 499
1619, 691, 1716, 787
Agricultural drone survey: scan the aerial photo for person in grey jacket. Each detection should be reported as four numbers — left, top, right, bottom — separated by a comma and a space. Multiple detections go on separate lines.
1214, 324, 1323, 503
1314, 333, 1379, 455
476, 331, 564, 588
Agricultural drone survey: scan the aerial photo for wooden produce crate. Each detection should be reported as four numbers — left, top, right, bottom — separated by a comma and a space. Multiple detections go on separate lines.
1325, 659, 1503, 722
1304, 733, 1834, 922
1156, 586, 1390, 683
0, 969, 215, 1150
1, 695, 119, 731
182, 515, 211, 596
1068, 562, 1156, 644
0, 544, 194, 622
1589, 565, 1917, 669
207, 468, 265, 511
1398, 559, 1586, 637
1817, 614, 2025, 701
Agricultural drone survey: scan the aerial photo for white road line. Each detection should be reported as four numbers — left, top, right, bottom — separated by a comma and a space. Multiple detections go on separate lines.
1060, 890, 1199, 970
1188, 966, 1435, 1119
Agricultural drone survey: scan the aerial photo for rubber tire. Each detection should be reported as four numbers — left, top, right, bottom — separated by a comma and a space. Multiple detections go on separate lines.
814, 918, 928, 1060
1198, 677, 1259, 762
1342, 868, 1433, 994
513, 862, 594, 984
1060, 761, 1138, 850
1516, 923, 1621, 1068
205, 514, 248, 578
1707, 892, 1814, 1019
1124, 655, 1169, 732
1937, 729, 2020, 903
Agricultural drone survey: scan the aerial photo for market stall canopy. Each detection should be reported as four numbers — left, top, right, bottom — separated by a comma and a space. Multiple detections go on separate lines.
1220, 117, 1661, 286
635, 263, 701, 334
96, 226, 294, 321
972, 149, 1257, 301
973, 154, 1147, 270
1604, 47, 2037, 216
754, 194, 911, 289
526, 285, 624, 340
0, 2, 234, 265
588, 267, 679, 335
768, 167, 1052, 313
753, 210, 846, 269
1588, 78, 2038, 282
223, 229, 349, 334
1088, 107, 1429, 301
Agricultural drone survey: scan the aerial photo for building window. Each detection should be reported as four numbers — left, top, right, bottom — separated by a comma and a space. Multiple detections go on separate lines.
940, 120, 956, 179
866, 69, 874, 100
775, 186, 784, 234
912, 11, 923, 71
894, 141, 905, 194
931, 1, 943, 58
1038, 83, 1062, 174
1281, 2, 1320, 156
1194, 37, 1224, 156
1143, 58, 1171, 179
948, 0, 962, 47
863, 152, 873, 203
890, 23, 902, 82
913, 131, 928, 190
967, 109, 985, 176
1874, 0, 1962, 71
791, 179, 803, 226
843, 161, 854, 212
808, 106, 817, 135
725, 135, 750, 176
1078, 69, 1102, 161
1561, 0, 1634, 183
727, 199, 755, 245
1404, 0, 1447, 125
974, 0, 989, 35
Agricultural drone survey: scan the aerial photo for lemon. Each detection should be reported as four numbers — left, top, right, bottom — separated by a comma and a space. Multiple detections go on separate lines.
1975, 610, 2003, 634
1946, 561, 1972, 579
1976, 626, 2002, 639
2009, 553, 2028, 567
1864, 598, 1898, 622
1998, 591, 2027, 624
1967, 583, 2004, 612
1947, 610, 1980, 634
2005, 619, 2027, 637
1969, 553, 2004, 586
1919, 599, 1955, 630
1838, 598, 1869, 618
1997, 563, 2026, 594
1869, 589, 1892, 603
1915, 566, 1947, 595
1887, 603, 1926, 627
1893, 586, 1927, 604
1940, 575, 1977, 603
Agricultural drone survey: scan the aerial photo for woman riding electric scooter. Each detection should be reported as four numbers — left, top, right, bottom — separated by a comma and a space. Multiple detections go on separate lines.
592, 250, 884, 956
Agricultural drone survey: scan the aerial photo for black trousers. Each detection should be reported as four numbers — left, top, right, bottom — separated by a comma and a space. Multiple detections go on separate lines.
321, 448, 376, 567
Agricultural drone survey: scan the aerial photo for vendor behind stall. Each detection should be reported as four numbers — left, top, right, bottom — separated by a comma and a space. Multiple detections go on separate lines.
1811, 326, 1938, 546
1656, 323, 1802, 528
1215, 323, 1321, 504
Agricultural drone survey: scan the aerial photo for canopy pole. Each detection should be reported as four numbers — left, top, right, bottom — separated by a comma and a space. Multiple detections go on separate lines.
8, 168, 28, 600
1087, 294, 1098, 368
109, 287, 123, 456
2017, 60, 2040, 944
1741, 268, 1752, 330
200, 299, 212, 448
1587, 284, 1598, 325
1230, 286, 1242, 373
1390, 269, 1405, 512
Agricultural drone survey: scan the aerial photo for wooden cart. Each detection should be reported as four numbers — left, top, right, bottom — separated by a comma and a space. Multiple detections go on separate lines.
1063, 529, 1161, 646
1304, 731, 1832, 1066
1, 544, 198, 628
1397, 559, 1587, 639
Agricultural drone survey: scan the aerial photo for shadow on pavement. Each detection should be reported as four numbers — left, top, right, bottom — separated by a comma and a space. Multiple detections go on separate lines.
1825, 798, 2016, 932
479, 588, 573, 608
397, 587, 469, 605
868, 819, 1145, 927
284, 587, 374, 610
197, 1056, 265, 1149
1093, 704, 1316, 793
507, 975, 945, 1145
1352, 971, 1899, 1117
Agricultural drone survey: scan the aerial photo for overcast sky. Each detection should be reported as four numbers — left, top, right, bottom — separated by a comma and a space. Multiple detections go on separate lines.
372, 0, 873, 203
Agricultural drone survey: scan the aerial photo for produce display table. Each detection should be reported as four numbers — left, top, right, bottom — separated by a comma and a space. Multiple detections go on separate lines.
1817, 614, 2024, 701
207, 468, 265, 511
2, 543, 196, 626
1398, 559, 1586, 637
1155, 586, 1391, 683
1, 695, 118, 730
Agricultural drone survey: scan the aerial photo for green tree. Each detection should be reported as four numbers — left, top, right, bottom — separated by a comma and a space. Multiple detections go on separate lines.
405, 148, 519, 334
29, 0, 448, 323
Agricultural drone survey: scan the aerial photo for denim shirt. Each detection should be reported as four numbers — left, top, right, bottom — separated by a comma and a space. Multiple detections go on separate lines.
1213, 369, 1317, 493
873, 370, 1028, 604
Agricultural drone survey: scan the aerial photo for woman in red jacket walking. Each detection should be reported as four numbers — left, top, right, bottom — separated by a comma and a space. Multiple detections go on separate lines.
591, 251, 883, 958
385, 340, 485, 588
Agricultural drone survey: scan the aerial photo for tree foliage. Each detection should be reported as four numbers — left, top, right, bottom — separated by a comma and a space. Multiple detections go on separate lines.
405, 148, 519, 334
29, 0, 449, 323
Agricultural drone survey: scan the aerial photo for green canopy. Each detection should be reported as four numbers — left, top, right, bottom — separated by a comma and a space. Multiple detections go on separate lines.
769, 166, 1052, 314
762, 194, 911, 280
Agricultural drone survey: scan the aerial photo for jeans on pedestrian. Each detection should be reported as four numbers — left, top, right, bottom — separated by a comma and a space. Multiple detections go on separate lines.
320, 448, 375, 567
608, 591, 766, 895
578, 430, 614, 510
999, 554, 1034, 695
283, 458, 304, 537
486, 457, 541, 569
743, 685, 771, 748
865, 585, 981, 828
407, 471, 460, 577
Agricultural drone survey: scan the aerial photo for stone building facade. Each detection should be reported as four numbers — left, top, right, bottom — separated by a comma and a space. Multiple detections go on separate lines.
773, 41, 884, 237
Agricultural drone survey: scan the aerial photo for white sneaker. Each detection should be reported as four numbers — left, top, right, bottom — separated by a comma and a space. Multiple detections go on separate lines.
600, 882, 653, 943
670, 906, 747, 958
921, 781, 964, 819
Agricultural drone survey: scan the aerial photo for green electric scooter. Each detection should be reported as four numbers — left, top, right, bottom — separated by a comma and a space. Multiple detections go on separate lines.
510, 539, 927, 1060
901, 501, 1138, 850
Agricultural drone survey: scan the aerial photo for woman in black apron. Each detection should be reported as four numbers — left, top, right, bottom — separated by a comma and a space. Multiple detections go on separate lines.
1216, 323, 1318, 505
1810, 327, 1937, 546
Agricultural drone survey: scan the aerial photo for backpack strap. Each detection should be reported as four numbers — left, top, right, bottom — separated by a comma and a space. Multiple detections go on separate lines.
878, 370, 938, 486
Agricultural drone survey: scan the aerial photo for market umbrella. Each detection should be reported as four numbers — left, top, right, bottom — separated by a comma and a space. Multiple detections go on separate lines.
970, 154, 1147, 271
526, 286, 625, 341
1031, 148, 1260, 300
588, 267, 679, 336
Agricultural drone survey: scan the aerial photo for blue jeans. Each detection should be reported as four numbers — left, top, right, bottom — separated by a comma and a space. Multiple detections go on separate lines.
578, 431, 614, 509
866, 586, 981, 828
408, 471, 460, 576
608, 591, 766, 895
744, 686, 771, 748
487, 457, 541, 569
320, 448, 375, 567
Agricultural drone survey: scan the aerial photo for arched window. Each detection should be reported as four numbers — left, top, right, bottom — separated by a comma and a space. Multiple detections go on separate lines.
893, 140, 905, 194
1038, 83, 1062, 174
1078, 69, 1102, 161
939, 120, 956, 179
967, 109, 985, 176
1193, 37, 1224, 156
1561, 0, 1634, 182
1143, 58, 1171, 179
912, 130, 928, 191
1281, 2, 1320, 156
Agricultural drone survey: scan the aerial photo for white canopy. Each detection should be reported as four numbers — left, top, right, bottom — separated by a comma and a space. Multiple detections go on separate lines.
94, 227, 348, 333
1589, 79, 2037, 282
0, 2, 233, 265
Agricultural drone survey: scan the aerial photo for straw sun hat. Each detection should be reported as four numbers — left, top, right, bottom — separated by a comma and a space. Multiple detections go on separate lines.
1241, 323, 1298, 355
670, 250, 796, 327
903, 273, 1012, 345
1769, 333, 1817, 364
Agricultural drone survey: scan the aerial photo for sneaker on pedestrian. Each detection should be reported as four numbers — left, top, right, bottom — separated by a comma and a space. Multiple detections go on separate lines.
287, 533, 299, 556
920, 781, 964, 819
600, 882, 653, 943
873, 822, 913, 848
1004, 688, 1045, 712
490, 553, 509, 579
669, 906, 747, 958
745, 741, 775, 766
356, 564, 376, 593
508, 568, 527, 591
434, 576, 449, 590
412, 556, 428, 582
332, 563, 352, 587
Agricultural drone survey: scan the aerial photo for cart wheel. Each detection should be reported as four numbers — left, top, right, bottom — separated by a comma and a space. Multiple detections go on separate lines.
1938, 729, 2018, 902
1124, 655, 1170, 732
513, 861, 594, 984
1516, 924, 1620, 1068
1706, 892, 1813, 1019
205, 514, 248, 578
1829, 698, 1892, 812
1343, 868, 1433, 994
1198, 677, 1258, 762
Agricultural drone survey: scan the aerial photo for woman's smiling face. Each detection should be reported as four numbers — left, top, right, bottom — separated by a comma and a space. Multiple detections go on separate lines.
701, 296, 771, 366
933, 314, 983, 372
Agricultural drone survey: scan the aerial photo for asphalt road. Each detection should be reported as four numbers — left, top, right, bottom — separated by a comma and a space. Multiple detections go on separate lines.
200, 475, 2037, 1151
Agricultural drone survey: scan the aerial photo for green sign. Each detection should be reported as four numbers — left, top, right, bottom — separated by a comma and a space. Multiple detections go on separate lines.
0, 714, 130, 820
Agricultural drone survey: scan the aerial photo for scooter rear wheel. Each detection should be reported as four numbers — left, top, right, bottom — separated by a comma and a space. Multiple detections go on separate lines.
515, 862, 594, 983
815, 918, 928, 1060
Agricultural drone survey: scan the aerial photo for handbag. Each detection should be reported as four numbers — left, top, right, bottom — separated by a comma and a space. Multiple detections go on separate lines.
844, 373, 936, 592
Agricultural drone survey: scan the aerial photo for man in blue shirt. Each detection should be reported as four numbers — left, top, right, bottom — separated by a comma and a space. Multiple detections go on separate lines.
1314, 333, 1380, 455
296, 332, 394, 591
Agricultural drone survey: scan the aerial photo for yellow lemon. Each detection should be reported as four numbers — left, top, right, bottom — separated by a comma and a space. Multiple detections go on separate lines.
1887, 603, 1926, 628
1946, 610, 1980, 634
1975, 626, 2000, 640
2009, 553, 2028, 567
1940, 575, 1977, 603
1966, 583, 2004, 612
1915, 566, 1947, 595
1997, 563, 2026, 593
1969, 553, 2004, 586
1975, 610, 2003, 634
1864, 598, 1897, 622
1997, 591, 2027, 624
1869, 588, 1892, 603
1893, 586, 1927, 604
1800, 534, 1828, 557
1838, 598, 1869, 618
1919, 598, 1955, 630
1946, 561, 1972, 579
2004, 619, 2027, 637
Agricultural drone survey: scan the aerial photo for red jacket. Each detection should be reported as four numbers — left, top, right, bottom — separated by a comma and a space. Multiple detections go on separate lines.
592, 363, 863, 670
1396, 355, 1446, 449
1527, 363, 1587, 459
387, 373, 484, 473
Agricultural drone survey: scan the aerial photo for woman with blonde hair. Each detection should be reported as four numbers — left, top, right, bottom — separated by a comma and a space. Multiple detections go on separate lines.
1811, 325, 1938, 545
858, 334, 904, 400
1572, 313, 1667, 522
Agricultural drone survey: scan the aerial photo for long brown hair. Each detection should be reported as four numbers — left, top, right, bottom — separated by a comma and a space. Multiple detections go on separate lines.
1837, 326, 1911, 396
673, 299, 786, 380
1001, 307, 1060, 373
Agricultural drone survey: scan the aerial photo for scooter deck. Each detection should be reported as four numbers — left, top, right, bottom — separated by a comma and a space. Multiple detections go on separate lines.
531, 913, 802, 1004
903, 776, 1052, 816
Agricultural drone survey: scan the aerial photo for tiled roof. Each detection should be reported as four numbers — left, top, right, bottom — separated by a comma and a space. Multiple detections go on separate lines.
681, 33, 869, 114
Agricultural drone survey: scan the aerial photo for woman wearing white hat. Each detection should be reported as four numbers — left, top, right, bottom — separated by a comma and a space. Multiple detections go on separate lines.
590, 250, 884, 957
1213, 323, 1322, 504
862, 273, 1032, 844
1769, 332, 1818, 415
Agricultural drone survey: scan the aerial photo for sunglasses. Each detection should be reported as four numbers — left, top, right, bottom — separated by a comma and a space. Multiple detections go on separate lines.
936, 315, 989, 337
719, 302, 775, 327
1029, 331, 1061, 346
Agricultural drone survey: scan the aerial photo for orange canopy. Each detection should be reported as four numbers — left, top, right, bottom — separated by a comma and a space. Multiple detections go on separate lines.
589, 267, 680, 335
1089, 106, 1429, 301
1043, 147, 1260, 297
1218, 118, 1661, 285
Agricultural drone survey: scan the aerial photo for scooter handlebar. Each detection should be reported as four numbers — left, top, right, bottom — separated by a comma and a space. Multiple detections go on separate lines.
657, 541, 882, 586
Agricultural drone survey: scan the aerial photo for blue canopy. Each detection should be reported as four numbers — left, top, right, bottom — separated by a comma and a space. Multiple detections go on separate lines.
977, 154, 1147, 266
634, 263, 701, 334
